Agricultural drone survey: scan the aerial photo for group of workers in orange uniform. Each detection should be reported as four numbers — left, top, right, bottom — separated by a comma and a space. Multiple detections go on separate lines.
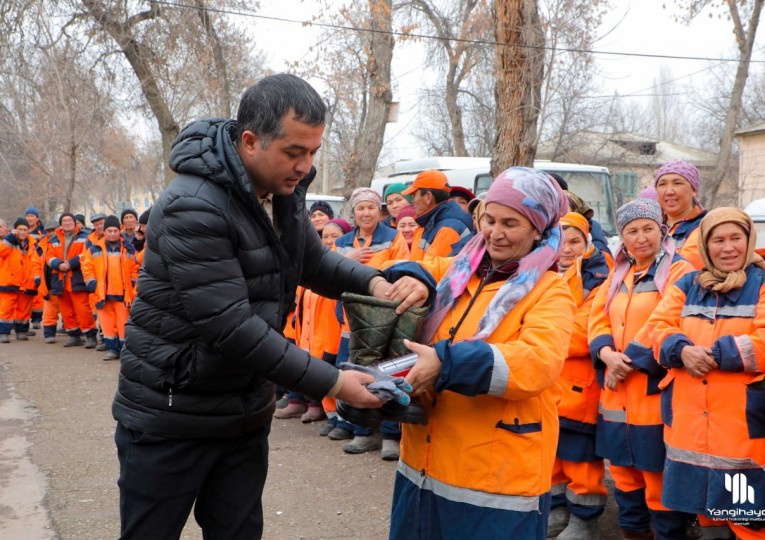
282, 160, 764, 540
2, 156, 763, 539
0, 208, 148, 361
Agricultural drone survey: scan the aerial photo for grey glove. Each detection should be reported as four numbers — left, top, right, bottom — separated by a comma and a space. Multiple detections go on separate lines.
338, 362, 412, 405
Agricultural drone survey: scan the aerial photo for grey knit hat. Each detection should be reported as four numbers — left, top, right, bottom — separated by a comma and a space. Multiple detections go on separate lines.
616, 198, 662, 233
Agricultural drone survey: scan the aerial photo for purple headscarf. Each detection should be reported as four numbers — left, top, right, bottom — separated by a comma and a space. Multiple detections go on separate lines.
605, 198, 676, 313
421, 167, 569, 342
654, 160, 700, 193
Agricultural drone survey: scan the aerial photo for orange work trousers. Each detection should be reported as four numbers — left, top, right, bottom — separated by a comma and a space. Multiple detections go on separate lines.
97, 300, 129, 341
610, 464, 671, 512
43, 296, 60, 327
551, 458, 607, 516
0, 291, 34, 334
57, 290, 95, 334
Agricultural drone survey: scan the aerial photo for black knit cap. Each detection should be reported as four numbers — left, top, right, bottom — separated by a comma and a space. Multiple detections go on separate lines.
13, 217, 27, 229
309, 200, 334, 219
121, 208, 138, 222
58, 212, 75, 225
104, 215, 121, 231
138, 208, 151, 225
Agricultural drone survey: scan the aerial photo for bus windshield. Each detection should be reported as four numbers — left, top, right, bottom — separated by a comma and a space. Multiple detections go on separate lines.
554, 171, 618, 237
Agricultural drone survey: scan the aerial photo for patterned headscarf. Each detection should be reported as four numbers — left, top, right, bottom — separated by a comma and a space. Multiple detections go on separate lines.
697, 208, 765, 293
349, 188, 382, 211
421, 167, 569, 342
606, 198, 675, 313
654, 160, 700, 193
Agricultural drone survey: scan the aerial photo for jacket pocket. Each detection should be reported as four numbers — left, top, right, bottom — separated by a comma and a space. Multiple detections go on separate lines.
163, 343, 198, 391
746, 375, 765, 439
660, 375, 674, 427
496, 418, 542, 434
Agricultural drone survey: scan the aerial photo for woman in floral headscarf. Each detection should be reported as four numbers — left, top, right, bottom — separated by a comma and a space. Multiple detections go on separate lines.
646, 208, 765, 540
386, 167, 576, 539
588, 199, 694, 540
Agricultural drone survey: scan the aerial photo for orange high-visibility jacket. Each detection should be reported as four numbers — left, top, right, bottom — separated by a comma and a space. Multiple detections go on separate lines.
645, 265, 765, 515
588, 256, 694, 472
409, 200, 474, 262
557, 247, 609, 462
294, 286, 342, 365
46, 226, 89, 294
0, 234, 40, 294
399, 257, 576, 504
80, 236, 139, 308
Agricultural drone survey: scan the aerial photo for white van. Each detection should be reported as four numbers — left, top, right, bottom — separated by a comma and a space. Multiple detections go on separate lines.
744, 198, 765, 249
305, 193, 345, 218
371, 157, 619, 240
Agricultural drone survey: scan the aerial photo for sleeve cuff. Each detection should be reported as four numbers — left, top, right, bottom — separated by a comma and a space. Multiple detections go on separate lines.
660, 334, 693, 368
589, 335, 615, 370
625, 341, 665, 378
712, 335, 747, 372
434, 339, 499, 396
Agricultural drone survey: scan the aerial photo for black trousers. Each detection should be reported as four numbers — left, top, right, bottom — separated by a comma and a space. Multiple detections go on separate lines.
116, 421, 270, 540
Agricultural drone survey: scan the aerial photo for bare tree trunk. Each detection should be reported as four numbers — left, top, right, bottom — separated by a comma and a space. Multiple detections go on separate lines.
194, 0, 231, 118
82, 0, 179, 185
492, 0, 544, 176
706, 0, 764, 206
446, 62, 468, 156
342, 0, 393, 198
65, 139, 78, 213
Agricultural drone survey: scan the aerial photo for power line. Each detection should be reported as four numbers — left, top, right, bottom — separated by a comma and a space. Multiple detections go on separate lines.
152, 0, 765, 64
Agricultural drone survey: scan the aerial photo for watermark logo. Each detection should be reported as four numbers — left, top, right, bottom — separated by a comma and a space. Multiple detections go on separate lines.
725, 473, 755, 505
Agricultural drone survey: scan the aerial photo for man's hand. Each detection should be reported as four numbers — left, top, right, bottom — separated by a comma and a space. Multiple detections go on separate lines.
333, 370, 385, 408
599, 347, 634, 381
403, 339, 441, 397
680, 345, 716, 377
377, 276, 429, 314
58, 262, 70, 272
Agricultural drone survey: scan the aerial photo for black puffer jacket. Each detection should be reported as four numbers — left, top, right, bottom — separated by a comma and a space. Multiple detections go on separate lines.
112, 119, 379, 438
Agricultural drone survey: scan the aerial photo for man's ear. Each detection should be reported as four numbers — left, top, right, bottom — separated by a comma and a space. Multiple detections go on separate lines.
240, 130, 260, 152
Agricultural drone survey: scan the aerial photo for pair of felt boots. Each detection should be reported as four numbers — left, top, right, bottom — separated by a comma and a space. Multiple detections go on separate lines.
335, 293, 429, 429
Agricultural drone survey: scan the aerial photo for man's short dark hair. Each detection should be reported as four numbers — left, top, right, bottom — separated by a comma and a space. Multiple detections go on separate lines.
235, 73, 326, 148
423, 188, 450, 205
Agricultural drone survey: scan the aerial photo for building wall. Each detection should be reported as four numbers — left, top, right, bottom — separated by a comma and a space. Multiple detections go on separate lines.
738, 132, 765, 207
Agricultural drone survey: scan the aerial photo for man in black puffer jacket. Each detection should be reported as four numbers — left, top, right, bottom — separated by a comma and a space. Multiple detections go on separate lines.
113, 74, 430, 540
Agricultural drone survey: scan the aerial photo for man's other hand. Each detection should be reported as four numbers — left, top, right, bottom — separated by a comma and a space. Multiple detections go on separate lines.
333, 370, 385, 408
375, 276, 429, 314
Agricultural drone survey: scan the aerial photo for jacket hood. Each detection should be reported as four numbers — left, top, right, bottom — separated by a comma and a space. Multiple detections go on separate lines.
169, 118, 317, 203
169, 118, 253, 196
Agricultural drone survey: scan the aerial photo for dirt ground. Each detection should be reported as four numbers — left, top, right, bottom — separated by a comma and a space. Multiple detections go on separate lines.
0, 336, 621, 539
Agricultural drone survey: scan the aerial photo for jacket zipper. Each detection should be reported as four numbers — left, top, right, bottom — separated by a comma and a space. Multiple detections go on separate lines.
168, 388, 173, 407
